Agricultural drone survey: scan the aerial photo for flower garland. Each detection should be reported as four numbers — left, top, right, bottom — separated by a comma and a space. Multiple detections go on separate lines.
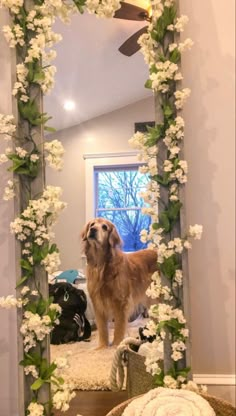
0, 0, 122, 414
129, 0, 203, 390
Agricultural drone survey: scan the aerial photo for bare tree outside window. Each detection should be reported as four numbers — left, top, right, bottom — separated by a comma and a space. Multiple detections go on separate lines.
94, 166, 151, 251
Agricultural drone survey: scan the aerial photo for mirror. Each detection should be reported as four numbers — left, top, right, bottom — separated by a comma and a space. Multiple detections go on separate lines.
44, 10, 155, 397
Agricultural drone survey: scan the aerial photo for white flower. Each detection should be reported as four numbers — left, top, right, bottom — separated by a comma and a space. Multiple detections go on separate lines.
0, 114, 16, 139
174, 15, 189, 32
171, 350, 183, 361
27, 402, 44, 416
30, 154, 39, 162
138, 30, 156, 66
49, 303, 62, 313
140, 229, 148, 243
20, 311, 54, 351
189, 224, 203, 240
15, 146, 27, 158
85, 0, 121, 18
180, 328, 189, 338
150, 61, 181, 92
3, 179, 15, 201
174, 269, 183, 285
178, 38, 194, 52
52, 382, 76, 412
174, 88, 191, 110
0, 295, 22, 309
21, 286, 30, 296
24, 365, 39, 378
164, 375, 178, 388
142, 319, 158, 338
41, 251, 61, 274
44, 140, 65, 171
183, 240, 192, 250
0, 154, 8, 164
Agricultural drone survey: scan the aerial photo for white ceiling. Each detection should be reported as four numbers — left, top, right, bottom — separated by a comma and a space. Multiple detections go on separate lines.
44, 8, 152, 131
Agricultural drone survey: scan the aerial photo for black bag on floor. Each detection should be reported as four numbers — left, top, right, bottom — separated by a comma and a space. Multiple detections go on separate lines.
49, 282, 91, 344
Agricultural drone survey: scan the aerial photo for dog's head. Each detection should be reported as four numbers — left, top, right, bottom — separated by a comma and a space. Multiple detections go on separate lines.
81, 218, 122, 249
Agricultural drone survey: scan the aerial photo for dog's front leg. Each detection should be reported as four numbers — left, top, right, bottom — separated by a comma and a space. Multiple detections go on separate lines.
112, 304, 129, 346
94, 307, 109, 348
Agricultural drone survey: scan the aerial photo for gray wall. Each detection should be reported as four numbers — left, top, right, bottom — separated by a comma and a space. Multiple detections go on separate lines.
0, 9, 18, 416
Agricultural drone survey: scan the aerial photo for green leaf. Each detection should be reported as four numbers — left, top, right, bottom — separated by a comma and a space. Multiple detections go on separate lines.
170, 48, 181, 63
44, 362, 57, 379
73, 0, 86, 13
18, 99, 39, 122
20, 258, 33, 272
166, 318, 182, 331
160, 255, 176, 279
152, 172, 170, 186
31, 378, 44, 391
176, 367, 191, 378
16, 275, 29, 288
25, 302, 37, 314
159, 211, 170, 232
37, 299, 48, 315
153, 370, 164, 386
44, 126, 56, 133
49, 243, 58, 254
152, 222, 159, 230
145, 79, 153, 89
168, 201, 182, 222
56, 376, 64, 385
163, 104, 173, 119
33, 71, 45, 83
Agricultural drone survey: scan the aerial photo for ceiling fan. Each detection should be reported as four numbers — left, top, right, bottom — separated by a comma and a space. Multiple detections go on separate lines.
114, 1, 151, 57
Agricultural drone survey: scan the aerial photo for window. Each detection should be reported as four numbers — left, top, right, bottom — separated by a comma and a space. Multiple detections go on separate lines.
94, 166, 151, 251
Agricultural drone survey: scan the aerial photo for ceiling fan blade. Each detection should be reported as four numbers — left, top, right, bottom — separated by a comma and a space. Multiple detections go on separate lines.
114, 2, 148, 21
119, 26, 148, 56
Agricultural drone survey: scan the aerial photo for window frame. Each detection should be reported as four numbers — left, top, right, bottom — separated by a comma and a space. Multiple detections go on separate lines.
84, 152, 142, 223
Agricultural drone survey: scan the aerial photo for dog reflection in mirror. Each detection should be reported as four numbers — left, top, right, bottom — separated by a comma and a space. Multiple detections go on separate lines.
81, 218, 157, 348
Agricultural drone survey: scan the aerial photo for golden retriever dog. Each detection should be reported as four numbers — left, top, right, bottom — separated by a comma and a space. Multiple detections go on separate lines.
81, 218, 157, 348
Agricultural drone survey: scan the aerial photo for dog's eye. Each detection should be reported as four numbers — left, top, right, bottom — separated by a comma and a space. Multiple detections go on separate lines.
90, 222, 95, 227
102, 224, 108, 231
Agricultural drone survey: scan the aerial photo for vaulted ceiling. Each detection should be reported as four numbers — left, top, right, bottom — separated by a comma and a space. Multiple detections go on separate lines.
44, 4, 152, 131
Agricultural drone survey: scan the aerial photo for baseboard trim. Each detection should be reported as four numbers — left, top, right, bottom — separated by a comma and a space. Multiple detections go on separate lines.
193, 374, 236, 385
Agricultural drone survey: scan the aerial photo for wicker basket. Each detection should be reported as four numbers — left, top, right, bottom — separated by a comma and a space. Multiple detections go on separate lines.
119, 348, 236, 416
106, 393, 236, 416
126, 348, 155, 397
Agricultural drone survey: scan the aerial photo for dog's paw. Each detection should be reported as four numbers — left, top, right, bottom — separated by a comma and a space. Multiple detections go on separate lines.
94, 344, 109, 350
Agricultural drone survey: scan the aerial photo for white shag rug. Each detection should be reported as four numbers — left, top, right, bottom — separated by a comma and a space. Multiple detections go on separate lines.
51, 318, 146, 390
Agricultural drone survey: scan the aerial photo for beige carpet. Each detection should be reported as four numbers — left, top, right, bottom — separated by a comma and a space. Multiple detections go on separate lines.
50, 318, 146, 390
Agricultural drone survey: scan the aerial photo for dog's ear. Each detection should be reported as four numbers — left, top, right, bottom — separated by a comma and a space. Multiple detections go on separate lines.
108, 224, 123, 248
81, 222, 90, 241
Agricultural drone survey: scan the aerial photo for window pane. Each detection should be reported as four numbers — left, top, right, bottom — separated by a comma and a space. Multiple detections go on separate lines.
96, 209, 151, 252
96, 169, 149, 210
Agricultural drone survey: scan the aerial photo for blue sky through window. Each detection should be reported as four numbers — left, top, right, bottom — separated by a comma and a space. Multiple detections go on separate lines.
94, 166, 151, 251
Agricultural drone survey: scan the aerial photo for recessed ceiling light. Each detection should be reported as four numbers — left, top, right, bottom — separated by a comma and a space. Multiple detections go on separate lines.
63, 100, 75, 111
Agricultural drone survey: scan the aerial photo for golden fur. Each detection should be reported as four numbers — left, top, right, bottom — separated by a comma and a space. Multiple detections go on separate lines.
81, 218, 157, 348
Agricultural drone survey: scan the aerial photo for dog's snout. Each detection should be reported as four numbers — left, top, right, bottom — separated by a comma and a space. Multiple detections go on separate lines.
88, 226, 97, 238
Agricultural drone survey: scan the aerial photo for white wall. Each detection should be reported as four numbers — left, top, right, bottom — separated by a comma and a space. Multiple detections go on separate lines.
47, 97, 155, 271
0, 10, 18, 416
180, 0, 235, 379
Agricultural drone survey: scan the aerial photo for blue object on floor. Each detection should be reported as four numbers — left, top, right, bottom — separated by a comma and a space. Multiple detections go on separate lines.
56, 269, 79, 284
